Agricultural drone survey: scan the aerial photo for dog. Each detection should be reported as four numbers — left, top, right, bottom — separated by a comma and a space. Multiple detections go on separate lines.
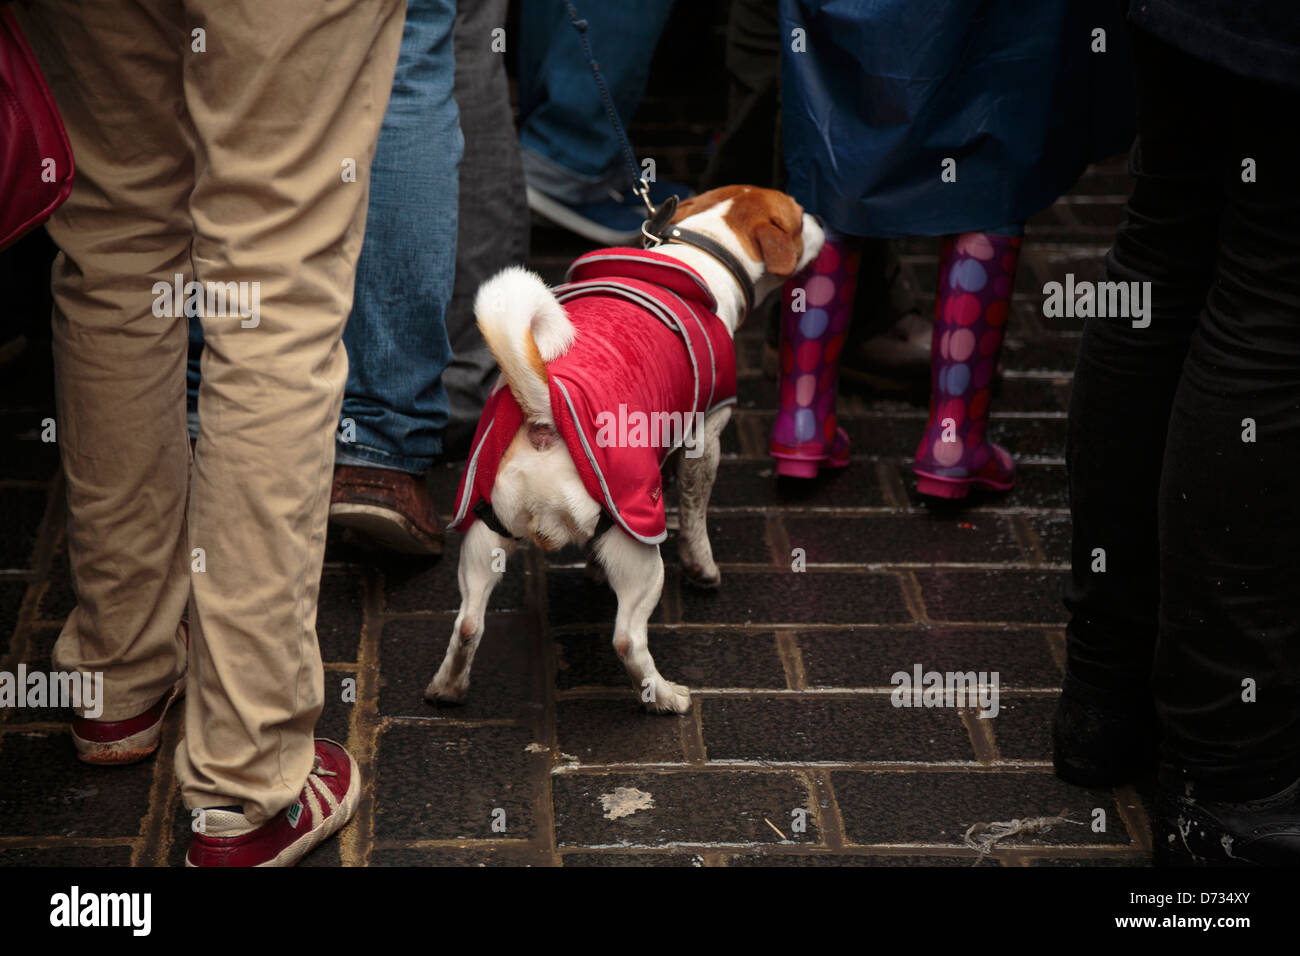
426, 185, 825, 714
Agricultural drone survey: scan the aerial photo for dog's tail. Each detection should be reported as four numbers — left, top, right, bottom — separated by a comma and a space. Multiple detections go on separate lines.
475, 266, 576, 425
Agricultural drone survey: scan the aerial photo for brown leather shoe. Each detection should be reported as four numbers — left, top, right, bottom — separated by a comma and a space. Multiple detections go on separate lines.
329, 465, 443, 555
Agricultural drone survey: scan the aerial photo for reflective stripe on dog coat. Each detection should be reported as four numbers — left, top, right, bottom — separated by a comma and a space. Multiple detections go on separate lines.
452, 247, 739, 544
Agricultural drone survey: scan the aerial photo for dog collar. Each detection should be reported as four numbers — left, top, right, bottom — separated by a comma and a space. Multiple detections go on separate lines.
642, 199, 755, 320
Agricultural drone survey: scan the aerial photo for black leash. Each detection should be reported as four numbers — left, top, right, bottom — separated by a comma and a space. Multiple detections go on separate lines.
563, 2, 754, 318
564, 1, 655, 217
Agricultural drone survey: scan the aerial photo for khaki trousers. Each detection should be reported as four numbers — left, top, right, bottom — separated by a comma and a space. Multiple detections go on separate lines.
20, 0, 404, 824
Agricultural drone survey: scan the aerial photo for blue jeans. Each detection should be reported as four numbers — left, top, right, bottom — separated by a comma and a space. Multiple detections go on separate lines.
517, 0, 675, 203
188, 0, 461, 473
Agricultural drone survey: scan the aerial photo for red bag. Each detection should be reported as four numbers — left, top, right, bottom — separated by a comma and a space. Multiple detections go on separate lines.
0, 5, 73, 251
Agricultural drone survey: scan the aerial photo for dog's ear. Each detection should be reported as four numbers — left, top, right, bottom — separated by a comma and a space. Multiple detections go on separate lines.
753, 218, 799, 277
669, 195, 702, 223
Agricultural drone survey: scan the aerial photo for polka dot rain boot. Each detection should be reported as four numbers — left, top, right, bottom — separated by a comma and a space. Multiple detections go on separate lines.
913, 231, 1021, 499
769, 231, 856, 478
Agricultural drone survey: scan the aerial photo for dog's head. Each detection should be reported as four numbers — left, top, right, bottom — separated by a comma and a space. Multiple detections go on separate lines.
667, 185, 825, 309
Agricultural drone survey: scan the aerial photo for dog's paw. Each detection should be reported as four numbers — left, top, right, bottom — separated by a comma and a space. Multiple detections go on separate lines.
424, 674, 468, 705
643, 679, 692, 715
682, 563, 721, 590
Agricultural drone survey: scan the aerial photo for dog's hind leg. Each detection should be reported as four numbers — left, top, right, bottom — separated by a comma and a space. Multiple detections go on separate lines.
425, 518, 516, 704
677, 406, 730, 589
591, 527, 690, 714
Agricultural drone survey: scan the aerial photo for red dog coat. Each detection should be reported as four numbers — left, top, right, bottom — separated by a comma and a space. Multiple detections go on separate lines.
452, 247, 738, 545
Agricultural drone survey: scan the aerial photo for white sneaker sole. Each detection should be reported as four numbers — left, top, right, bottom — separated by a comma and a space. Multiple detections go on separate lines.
526, 186, 643, 246
330, 502, 442, 555
72, 676, 185, 765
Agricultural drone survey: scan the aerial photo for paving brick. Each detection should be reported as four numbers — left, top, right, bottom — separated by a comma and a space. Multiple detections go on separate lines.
896, 462, 1069, 511
372, 845, 553, 866
555, 628, 787, 691
379, 616, 543, 721
374, 724, 546, 842
0, 412, 60, 481
317, 572, 364, 662
728, 851, 999, 867
681, 570, 912, 626
673, 515, 770, 565
701, 697, 974, 763
832, 770, 1131, 848
786, 413, 923, 459
1025, 854, 1148, 866
317, 669, 357, 744
547, 569, 666, 628
782, 515, 1028, 565
987, 695, 1058, 761
1026, 514, 1072, 564
552, 771, 819, 847
1001, 336, 1081, 375
733, 335, 765, 374
709, 459, 891, 508
562, 851, 703, 866
0, 731, 155, 839
2, 626, 58, 723
555, 698, 686, 765
0, 580, 27, 657
797, 627, 1061, 690
0, 845, 134, 866
991, 375, 1072, 414
384, 537, 527, 614
0, 488, 45, 572
37, 543, 75, 623
913, 569, 1067, 624
979, 417, 1068, 462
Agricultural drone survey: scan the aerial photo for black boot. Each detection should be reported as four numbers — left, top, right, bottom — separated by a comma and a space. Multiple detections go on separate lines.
1051, 688, 1159, 787
1154, 777, 1300, 866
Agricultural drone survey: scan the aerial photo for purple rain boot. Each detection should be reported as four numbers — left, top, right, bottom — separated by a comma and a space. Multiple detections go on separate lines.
913, 231, 1022, 499
769, 232, 855, 478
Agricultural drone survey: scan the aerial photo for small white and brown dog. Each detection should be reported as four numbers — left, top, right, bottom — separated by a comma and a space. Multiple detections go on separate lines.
426, 186, 825, 714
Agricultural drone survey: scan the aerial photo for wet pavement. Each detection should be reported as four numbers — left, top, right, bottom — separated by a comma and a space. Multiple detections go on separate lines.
0, 151, 1161, 866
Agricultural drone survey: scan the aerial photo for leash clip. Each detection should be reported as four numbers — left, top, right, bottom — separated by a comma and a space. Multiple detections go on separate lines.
631, 175, 656, 217
641, 193, 677, 248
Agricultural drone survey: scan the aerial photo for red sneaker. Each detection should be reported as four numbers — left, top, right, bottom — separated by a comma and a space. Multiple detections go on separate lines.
71, 680, 184, 765
70, 621, 188, 765
185, 739, 361, 867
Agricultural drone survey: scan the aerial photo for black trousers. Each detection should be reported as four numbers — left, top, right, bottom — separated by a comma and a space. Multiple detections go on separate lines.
1063, 27, 1300, 800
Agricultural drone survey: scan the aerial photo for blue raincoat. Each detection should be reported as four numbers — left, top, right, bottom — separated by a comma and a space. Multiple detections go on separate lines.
780, 0, 1137, 237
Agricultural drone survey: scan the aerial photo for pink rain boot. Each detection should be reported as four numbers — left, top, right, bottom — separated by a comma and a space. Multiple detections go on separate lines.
769, 232, 856, 478
913, 231, 1022, 499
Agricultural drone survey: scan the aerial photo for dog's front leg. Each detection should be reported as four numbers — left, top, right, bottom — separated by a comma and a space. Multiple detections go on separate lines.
425, 518, 515, 704
677, 406, 730, 589
592, 528, 690, 714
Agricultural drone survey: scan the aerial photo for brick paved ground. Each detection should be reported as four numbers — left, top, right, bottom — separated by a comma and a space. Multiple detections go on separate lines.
0, 8, 1154, 867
